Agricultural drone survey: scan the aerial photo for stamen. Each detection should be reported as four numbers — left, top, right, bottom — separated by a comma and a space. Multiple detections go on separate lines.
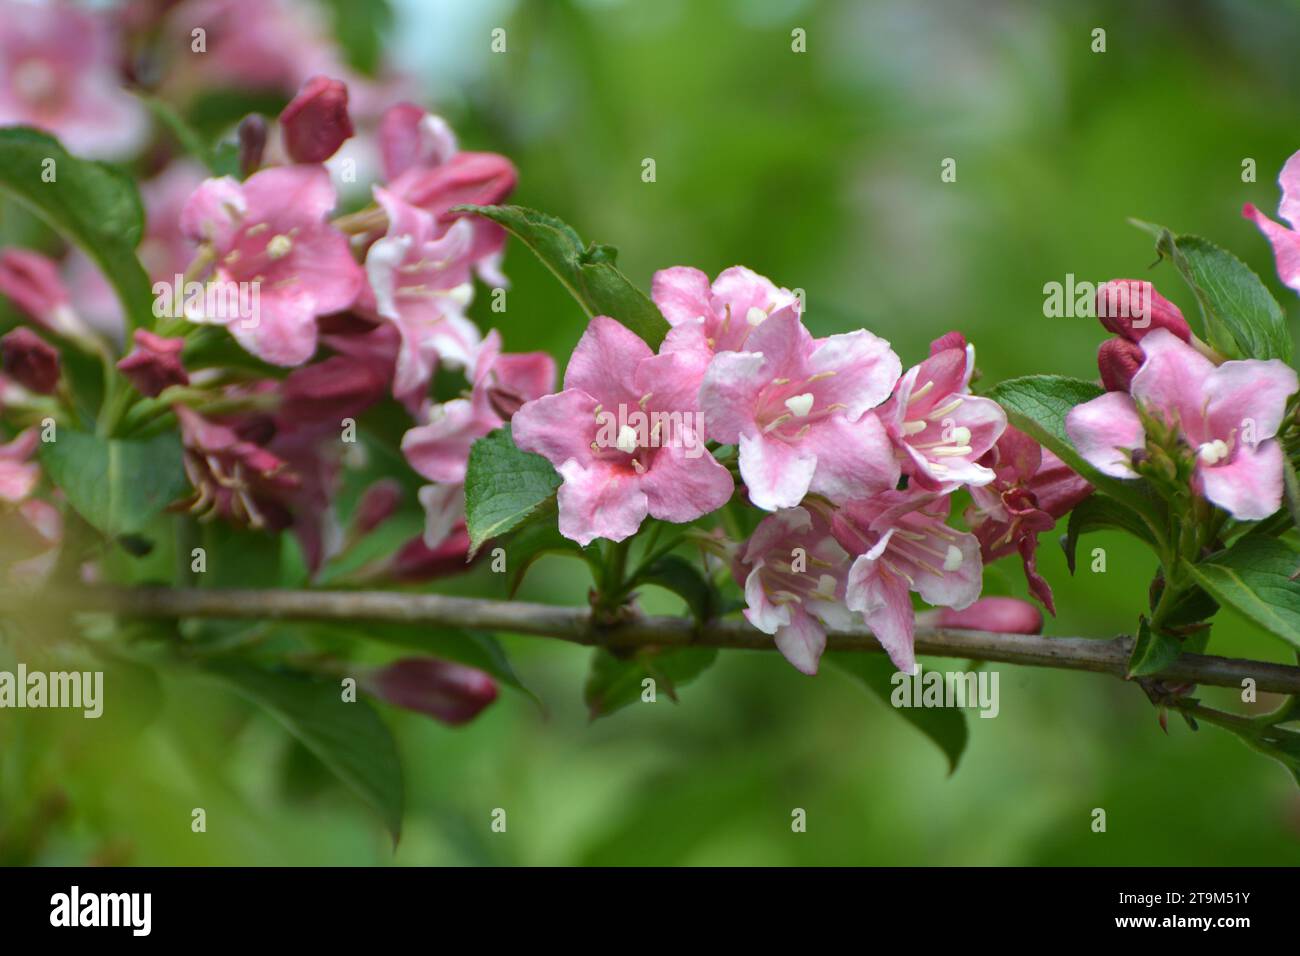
784, 393, 815, 417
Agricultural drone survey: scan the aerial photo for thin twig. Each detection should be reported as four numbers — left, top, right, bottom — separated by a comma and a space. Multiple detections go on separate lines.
10, 587, 1300, 695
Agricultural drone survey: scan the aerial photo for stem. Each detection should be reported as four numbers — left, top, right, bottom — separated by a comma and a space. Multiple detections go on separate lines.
12, 586, 1300, 695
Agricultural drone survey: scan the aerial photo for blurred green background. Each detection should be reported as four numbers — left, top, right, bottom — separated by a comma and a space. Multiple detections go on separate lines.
7, 0, 1300, 865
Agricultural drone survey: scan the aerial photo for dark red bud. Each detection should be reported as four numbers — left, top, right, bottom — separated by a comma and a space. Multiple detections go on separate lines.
1097, 337, 1144, 392
1, 327, 60, 394
388, 526, 474, 583
237, 114, 268, 178
279, 75, 353, 164
1095, 279, 1191, 343
931, 597, 1044, 635
362, 658, 498, 725
352, 479, 401, 537
117, 329, 188, 397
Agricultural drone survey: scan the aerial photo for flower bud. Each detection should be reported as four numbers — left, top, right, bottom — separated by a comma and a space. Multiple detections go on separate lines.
1097, 336, 1143, 392
401, 151, 518, 220
928, 330, 967, 355
923, 597, 1044, 634
117, 329, 188, 397
1, 327, 60, 394
386, 526, 474, 582
279, 355, 386, 426
361, 657, 498, 726
237, 113, 268, 178
279, 76, 353, 164
1095, 279, 1191, 343
352, 478, 401, 538
0, 249, 78, 337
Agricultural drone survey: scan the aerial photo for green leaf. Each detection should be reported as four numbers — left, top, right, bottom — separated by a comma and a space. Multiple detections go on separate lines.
1062, 493, 1158, 573
1138, 222, 1292, 361
320, 0, 394, 75
1283, 456, 1300, 531
499, 505, 600, 596
584, 646, 717, 719
464, 424, 562, 556
202, 661, 404, 840
633, 554, 715, 624
0, 127, 153, 332
1128, 616, 1183, 677
39, 429, 187, 540
987, 375, 1164, 530
828, 654, 968, 773
1184, 536, 1300, 650
457, 204, 671, 348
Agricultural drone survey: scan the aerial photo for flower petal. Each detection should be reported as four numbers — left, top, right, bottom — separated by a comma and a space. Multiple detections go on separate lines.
1064, 391, 1144, 478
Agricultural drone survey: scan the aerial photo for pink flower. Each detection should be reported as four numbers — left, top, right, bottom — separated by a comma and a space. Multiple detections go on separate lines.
1, 327, 59, 395
0, 1, 147, 159
1243, 150, 1300, 294
653, 265, 802, 364
0, 248, 90, 341
180, 165, 364, 366
733, 504, 853, 675
876, 333, 1006, 491
378, 103, 517, 284
403, 330, 555, 486
363, 187, 479, 405
1065, 329, 1299, 520
403, 331, 555, 548
699, 309, 900, 511
0, 428, 40, 504
117, 330, 189, 398
833, 490, 983, 674
280, 75, 353, 164
513, 316, 734, 546
360, 658, 497, 726
919, 597, 1043, 635
175, 405, 299, 530
965, 426, 1092, 614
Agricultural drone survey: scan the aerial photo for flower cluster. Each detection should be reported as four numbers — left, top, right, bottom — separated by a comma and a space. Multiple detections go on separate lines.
514, 264, 1041, 676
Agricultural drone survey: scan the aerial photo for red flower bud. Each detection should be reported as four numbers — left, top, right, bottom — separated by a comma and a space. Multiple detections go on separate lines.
1097, 336, 1144, 392
279, 75, 353, 164
279, 355, 386, 427
237, 113, 268, 178
1095, 279, 1191, 343
352, 479, 401, 538
117, 329, 188, 397
1, 327, 60, 394
400, 152, 518, 221
926, 597, 1044, 635
0, 249, 69, 328
362, 658, 498, 726
386, 525, 474, 583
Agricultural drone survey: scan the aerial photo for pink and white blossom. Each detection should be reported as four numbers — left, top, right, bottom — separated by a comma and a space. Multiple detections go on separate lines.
363, 186, 480, 406
1243, 150, 1300, 294
733, 504, 853, 676
653, 265, 802, 364
699, 309, 900, 511
877, 333, 1007, 491
514, 316, 734, 546
833, 490, 983, 675
180, 165, 365, 367
1065, 328, 1299, 520
0, 0, 147, 159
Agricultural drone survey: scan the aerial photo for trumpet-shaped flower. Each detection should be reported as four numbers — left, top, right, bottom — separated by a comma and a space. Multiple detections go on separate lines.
833, 490, 983, 674
698, 308, 900, 511
1065, 329, 1298, 520
876, 333, 1006, 491
513, 316, 733, 546
653, 265, 802, 364
733, 504, 853, 676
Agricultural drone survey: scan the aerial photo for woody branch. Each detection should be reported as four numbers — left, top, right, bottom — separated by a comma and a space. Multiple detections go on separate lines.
19, 587, 1300, 695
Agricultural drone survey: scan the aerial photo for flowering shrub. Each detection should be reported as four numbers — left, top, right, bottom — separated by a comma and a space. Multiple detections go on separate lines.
3, 0, 1300, 840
